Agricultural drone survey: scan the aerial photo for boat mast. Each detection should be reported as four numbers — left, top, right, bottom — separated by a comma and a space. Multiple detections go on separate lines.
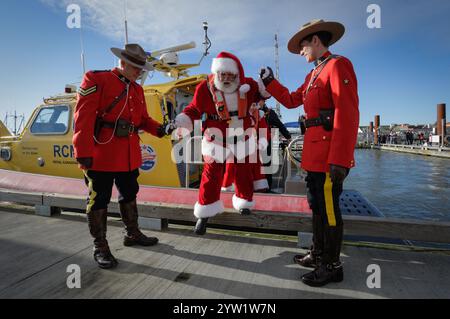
274, 33, 281, 119
124, 0, 129, 45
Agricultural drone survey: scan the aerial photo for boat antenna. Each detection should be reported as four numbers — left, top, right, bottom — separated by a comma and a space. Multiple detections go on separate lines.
124, 0, 129, 45
198, 21, 211, 65
80, 25, 86, 75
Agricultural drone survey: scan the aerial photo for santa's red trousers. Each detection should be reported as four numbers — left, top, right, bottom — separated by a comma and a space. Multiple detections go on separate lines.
199, 160, 253, 205
222, 161, 267, 191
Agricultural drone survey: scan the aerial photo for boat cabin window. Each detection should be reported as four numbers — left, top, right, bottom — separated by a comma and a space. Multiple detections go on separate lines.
30, 105, 70, 135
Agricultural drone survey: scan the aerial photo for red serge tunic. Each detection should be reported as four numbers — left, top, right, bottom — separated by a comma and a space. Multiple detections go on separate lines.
266, 52, 359, 172
73, 68, 162, 172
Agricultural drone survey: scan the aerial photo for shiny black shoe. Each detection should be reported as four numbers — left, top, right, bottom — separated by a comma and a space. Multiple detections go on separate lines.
239, 208, 251, 215
301, 263, 343, 287
194, 218, 208, 235
124, 230, 159, 247
293, 252, 319, 268
93, 249, 118, 269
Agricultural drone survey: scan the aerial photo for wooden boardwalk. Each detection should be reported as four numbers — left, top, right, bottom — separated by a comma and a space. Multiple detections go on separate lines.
1, 209, 449, 299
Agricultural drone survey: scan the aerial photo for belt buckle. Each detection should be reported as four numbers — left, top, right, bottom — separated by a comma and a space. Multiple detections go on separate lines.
129, 124, 135, 134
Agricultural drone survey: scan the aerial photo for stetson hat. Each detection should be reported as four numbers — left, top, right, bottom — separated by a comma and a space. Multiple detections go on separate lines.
111, 43, 153, 71
287, 19, 345, 54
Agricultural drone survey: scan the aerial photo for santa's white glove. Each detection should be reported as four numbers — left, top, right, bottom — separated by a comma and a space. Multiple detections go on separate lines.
165, 120, 177, 135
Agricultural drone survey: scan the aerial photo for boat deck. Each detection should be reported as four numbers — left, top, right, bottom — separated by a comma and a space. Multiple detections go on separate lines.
1, 208, 449, 299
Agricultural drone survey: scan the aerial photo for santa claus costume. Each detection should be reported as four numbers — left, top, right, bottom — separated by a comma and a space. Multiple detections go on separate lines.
175, 51, 267, 234
221, 105, 270, 193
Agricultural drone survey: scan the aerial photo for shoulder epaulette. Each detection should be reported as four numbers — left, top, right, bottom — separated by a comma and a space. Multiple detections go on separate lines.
92, 69, 111, 73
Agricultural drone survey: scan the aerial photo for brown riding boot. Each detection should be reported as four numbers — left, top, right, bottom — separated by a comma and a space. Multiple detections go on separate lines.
119, 200, 159, 246
87, 208, 118, 269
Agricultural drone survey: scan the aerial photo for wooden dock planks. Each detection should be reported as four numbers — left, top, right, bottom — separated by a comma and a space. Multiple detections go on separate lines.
1, 209, 450, 299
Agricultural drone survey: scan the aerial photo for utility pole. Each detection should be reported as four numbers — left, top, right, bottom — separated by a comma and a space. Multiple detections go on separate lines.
274, 33, 281, 119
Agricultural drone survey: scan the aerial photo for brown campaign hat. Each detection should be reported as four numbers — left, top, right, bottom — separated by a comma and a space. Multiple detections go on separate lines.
287, 19, 345, 54
111, 43, 153, 71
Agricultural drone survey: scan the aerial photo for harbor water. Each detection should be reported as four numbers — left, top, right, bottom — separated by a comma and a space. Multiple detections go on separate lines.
345, 149, 450, 221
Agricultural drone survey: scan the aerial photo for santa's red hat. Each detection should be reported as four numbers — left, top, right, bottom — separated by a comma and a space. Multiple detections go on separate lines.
211, 51, 250, 93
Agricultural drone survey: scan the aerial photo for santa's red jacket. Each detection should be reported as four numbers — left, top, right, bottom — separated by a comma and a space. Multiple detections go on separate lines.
73, 68, 162, 172
266, 51, 359, 172
177, 77, 262, 161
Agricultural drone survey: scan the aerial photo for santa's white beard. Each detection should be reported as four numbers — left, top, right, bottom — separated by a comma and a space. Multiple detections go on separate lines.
214, 76, 239, 93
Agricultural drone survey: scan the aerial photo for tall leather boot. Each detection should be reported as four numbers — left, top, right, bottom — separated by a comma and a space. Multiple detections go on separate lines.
194, 218, 208, 235
294, 212, 324, 268
119, 199, 159, 246
87, 209, 118, 269
301, 224, 344, 287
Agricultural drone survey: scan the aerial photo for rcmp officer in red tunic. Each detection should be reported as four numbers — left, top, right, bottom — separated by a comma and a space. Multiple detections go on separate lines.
259, 20, 359, 287
175, 52, 268, 235
73, 44, 171, 269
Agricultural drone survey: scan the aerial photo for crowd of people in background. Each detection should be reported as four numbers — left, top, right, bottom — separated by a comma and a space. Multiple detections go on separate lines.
376, 131, 432, 146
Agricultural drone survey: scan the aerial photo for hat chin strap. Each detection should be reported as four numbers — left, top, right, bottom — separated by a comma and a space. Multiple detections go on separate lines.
214, 76, 239, 94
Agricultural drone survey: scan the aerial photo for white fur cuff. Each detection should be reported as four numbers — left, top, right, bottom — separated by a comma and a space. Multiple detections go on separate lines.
175, 113, 193, 132
232, 194, 254, 211
239, 84, 250, 94
194, 200, 225, 219
257, 77, 271, 98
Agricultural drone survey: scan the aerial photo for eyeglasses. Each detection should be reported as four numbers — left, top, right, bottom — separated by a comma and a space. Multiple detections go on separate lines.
217, 72, 237, 82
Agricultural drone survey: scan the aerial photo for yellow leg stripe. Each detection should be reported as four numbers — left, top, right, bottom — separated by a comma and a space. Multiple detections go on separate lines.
324, 173, 337, 226
83, 170, 97, 214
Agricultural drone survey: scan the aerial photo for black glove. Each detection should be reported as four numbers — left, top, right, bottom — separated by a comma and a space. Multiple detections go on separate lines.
76, 157, 93, 169
259, 66, 274, 86
157, 121, 177, 138
329, 164, 348, 184
156, 125, 165, 138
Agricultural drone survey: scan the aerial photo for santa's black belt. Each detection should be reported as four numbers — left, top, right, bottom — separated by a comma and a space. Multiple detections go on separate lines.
207, 111, 239, 121
101, 120, 139, 133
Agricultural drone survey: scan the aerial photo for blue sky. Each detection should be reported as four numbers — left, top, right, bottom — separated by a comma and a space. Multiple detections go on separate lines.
1, 0, 450, 128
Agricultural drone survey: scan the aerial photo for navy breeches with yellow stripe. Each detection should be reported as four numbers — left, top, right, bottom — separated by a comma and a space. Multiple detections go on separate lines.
83, 169, 140, 213
305, 171, 346, 264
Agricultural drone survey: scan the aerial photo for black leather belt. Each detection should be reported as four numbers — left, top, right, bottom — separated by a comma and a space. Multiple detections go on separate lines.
102, 120, 139, 133
207, 111, 239, 121
304, 117, 323, 128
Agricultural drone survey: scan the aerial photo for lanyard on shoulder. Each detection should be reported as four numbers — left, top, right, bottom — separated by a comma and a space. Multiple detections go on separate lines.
304, 55, 337, 97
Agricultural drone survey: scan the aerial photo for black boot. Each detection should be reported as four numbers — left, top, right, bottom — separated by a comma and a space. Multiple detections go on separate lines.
194, 218, 208, 235
301, 262, 344, 287
294, 212, 324, 268
293, 249, 321, 268
323, 224, 344, 267
87, 208, 118, 269
239, 208, 251, 215
120, 200, 159, 247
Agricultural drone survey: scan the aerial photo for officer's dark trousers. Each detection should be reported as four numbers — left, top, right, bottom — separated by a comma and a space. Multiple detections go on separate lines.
305, 171, 345, 264
83, 169, 140, 213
